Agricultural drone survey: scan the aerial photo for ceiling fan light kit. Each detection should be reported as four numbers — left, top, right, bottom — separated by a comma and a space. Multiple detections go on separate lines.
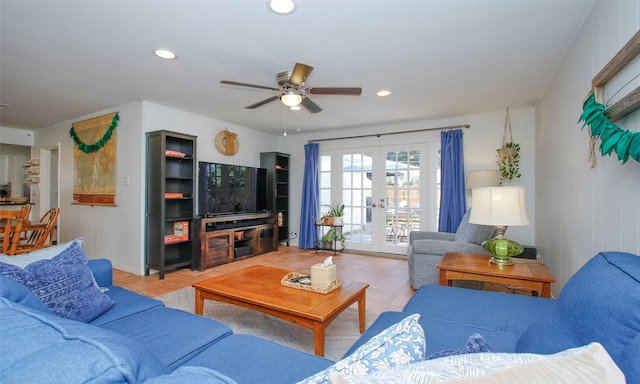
220, 62, 362, 115
281, 92, 302, 107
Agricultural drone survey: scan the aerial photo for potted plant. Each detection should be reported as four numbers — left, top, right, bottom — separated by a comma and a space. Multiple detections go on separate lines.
321, 229, 336, 249
321, 229, 345, 250
324, 202, 345, 226
497, 142, 521, 183
332, 230, 346, 251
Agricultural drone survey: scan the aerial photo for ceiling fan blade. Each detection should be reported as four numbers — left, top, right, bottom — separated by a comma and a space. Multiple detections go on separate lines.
220, 80, 280, 92
246, 95, 280, 109
301, 97, 322, 114
289, 63, 314, 86
308, 87, 362, 95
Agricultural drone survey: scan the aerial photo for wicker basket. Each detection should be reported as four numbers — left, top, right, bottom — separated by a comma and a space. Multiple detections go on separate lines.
281, 272, 342, 294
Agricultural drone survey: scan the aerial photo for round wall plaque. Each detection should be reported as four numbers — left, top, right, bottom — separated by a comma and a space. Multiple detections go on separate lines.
215, 129, 239, 156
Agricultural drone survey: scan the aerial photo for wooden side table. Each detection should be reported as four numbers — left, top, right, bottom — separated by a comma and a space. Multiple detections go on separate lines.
437, 252, 555, 298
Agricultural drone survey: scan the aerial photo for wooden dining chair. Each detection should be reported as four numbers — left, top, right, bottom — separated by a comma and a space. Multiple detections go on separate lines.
0, 205, 31, 255
12, 208, 60, 255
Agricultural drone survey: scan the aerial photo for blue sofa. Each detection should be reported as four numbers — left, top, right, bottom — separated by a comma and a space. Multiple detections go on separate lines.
1, 241, 638, 383
347, 251, 640, 383
0, 241, 333, 384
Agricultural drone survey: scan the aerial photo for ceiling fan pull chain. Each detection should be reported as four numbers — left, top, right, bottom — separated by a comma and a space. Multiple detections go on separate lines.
284, 105, 288, 136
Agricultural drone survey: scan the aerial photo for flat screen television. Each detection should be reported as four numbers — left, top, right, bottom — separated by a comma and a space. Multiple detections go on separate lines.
198, 161, 268, 217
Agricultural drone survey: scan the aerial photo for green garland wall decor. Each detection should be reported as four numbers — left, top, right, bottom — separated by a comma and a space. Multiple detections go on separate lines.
69, 112, 119, 154
579, 93, 640, 164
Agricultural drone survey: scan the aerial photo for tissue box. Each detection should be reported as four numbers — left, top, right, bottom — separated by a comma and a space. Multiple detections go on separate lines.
310, 263, 337, 288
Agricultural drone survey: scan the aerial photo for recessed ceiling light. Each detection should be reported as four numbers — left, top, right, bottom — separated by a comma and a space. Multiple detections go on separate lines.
154, 49, 177, 60
377, 90, 391, 97
267, 0, 296, 15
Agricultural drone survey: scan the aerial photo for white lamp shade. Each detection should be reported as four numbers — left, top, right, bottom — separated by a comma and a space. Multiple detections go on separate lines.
466, 170, 500, 188
469, 186, 529, 226
280, 92, 303, 107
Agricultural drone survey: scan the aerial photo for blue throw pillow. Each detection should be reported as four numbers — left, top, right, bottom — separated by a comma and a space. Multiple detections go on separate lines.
298, 314, 425, 384
426, 333, 494, 360
0, 274, 51, 313
0, 241, 114, 322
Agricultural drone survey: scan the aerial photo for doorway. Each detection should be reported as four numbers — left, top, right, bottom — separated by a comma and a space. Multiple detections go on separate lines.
322, 143, 431, 254
39, 145, 60, 243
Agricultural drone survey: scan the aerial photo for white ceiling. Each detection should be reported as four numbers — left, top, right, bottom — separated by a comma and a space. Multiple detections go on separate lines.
0, 1, 595, 135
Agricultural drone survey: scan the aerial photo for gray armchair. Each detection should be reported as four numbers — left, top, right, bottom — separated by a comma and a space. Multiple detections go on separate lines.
407, 209, 495, 289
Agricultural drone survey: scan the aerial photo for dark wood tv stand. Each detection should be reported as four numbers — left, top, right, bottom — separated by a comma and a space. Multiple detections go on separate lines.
196, 212, 278, 270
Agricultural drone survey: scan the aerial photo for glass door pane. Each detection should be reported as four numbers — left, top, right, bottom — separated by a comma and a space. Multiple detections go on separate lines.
382, 149, 422, 249
336, 144, 427, 254
341, 151, 375, 251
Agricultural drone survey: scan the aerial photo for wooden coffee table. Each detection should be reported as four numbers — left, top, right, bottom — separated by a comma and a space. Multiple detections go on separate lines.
437, 252, 555, 298
192, 265, 369, 357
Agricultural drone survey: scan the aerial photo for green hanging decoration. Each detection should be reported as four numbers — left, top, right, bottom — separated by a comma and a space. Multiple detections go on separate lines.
579, 93, 640, 164
497, 106, 521, 183
69, 113, 119, 154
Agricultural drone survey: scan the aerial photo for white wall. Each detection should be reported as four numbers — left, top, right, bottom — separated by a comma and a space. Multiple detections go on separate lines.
537, 0, 640, 295
33, 102, 145, 273
278, 107, 537, 249
0, 126, 35, 146
142, 101, 278, 167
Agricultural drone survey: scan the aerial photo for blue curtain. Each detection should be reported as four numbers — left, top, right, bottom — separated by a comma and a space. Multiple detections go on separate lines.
299, 143, 320, 248
438, 129, 466, 232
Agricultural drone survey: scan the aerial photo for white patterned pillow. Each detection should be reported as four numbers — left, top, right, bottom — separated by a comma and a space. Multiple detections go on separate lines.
331, 343, 624, 384
0, 238, 84, 268
298, 314, 425, 384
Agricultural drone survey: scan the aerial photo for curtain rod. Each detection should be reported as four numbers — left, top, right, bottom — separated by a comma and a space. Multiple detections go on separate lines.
307, 124, 470, 143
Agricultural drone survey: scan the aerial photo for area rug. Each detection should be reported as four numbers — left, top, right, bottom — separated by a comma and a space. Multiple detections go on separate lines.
154, 287, 380, 361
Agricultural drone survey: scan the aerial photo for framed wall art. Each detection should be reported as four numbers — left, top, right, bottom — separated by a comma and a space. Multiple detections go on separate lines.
592, 29, 640, 122
69, 112, 118, 206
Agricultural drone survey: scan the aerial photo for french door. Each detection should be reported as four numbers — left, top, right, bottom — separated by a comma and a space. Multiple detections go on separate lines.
326, 143, 430, 254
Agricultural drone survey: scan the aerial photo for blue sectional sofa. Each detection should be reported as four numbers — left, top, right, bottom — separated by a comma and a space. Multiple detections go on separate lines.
347, 251, 640, 383
0, 240, 332, 383
1, 239, 638, 383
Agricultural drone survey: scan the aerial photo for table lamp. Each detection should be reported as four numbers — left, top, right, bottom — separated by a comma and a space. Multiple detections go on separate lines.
468, 186, 529, 265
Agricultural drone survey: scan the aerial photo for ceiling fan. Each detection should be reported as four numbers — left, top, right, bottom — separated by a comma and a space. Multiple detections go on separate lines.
220, 63, 362, 114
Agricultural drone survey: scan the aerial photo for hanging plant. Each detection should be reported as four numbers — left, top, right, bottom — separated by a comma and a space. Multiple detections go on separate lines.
497, 142, 521, 182
497, 107, 521, 183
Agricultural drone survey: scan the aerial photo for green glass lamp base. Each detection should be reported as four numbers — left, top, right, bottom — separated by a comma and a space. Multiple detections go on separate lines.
481, 231, 524, 267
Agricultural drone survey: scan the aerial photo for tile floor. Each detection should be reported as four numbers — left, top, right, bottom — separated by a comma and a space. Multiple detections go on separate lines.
114, 247, 416, 313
